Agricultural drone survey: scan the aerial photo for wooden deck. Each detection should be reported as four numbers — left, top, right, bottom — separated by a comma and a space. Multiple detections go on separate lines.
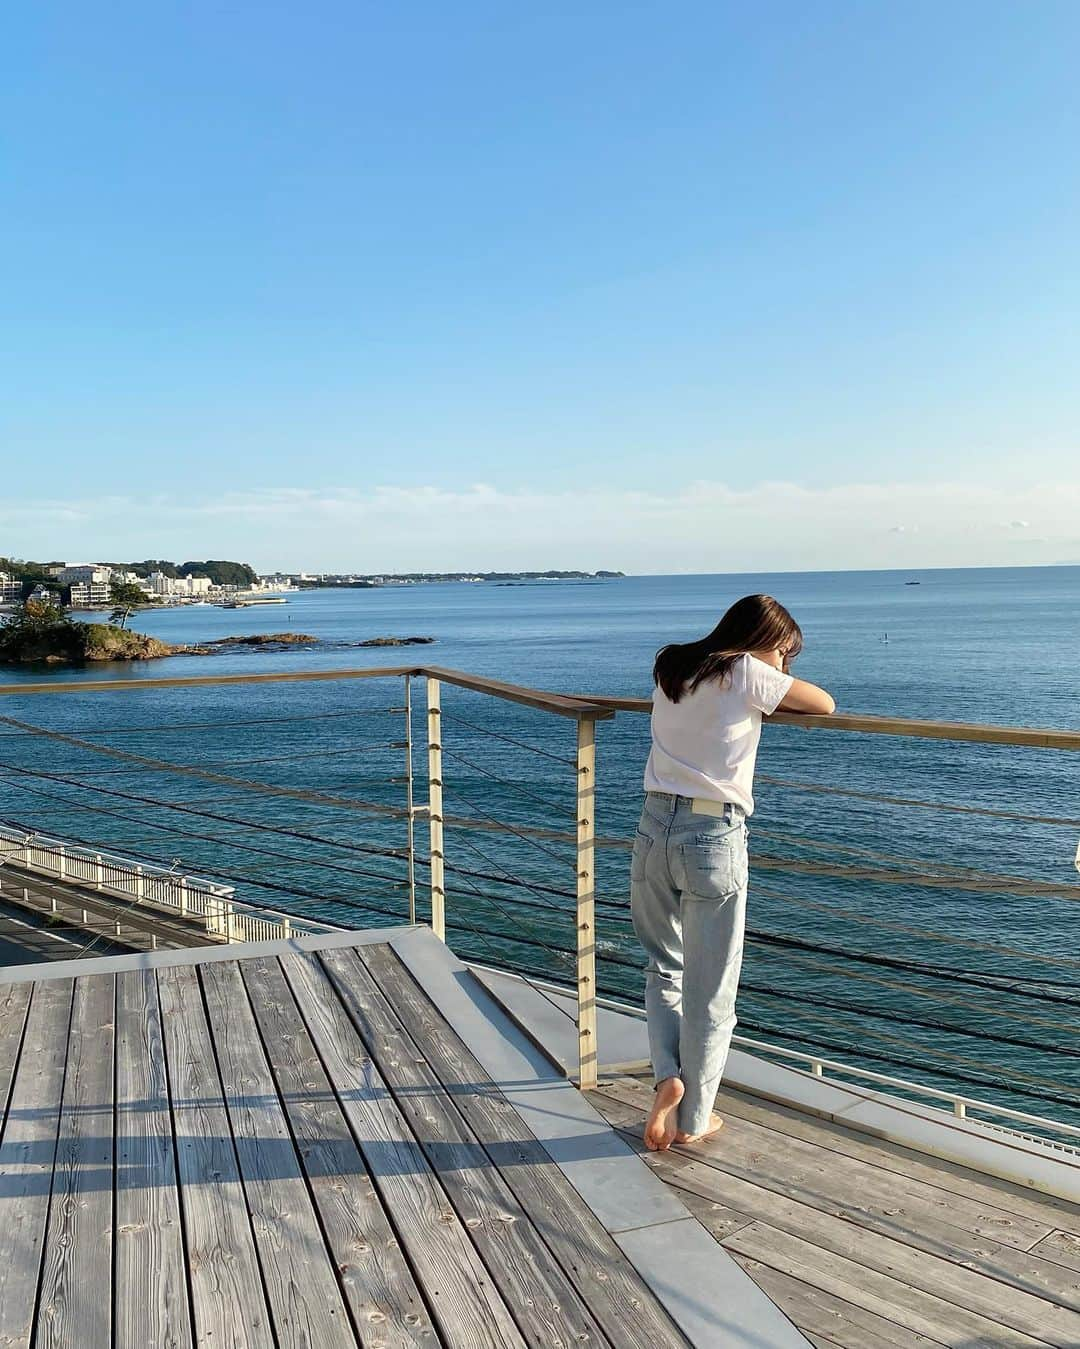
0, 926, 808, 1349
589, 1075, 1080, 1349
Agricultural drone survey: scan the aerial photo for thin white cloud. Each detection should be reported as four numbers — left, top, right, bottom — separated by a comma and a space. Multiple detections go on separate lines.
2, 479, 1079, 572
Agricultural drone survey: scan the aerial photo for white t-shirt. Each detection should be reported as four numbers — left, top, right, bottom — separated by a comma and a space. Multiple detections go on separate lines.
643, 653, 793, 815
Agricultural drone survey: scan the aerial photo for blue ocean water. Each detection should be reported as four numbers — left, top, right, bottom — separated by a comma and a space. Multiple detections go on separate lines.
1, 566, 1078, 1125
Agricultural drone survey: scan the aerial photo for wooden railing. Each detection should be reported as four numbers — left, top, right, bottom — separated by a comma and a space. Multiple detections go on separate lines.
1, 664, 1078, 1122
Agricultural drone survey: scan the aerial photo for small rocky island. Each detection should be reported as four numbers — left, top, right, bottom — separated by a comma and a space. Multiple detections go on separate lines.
0, 607, 438, 665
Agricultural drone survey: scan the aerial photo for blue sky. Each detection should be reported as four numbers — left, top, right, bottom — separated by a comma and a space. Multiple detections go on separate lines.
3, 2, 1079, 571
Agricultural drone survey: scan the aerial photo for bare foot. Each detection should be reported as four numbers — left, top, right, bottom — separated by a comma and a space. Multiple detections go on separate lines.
644, 1077, 685, 1151
674, 1112, 724, 1144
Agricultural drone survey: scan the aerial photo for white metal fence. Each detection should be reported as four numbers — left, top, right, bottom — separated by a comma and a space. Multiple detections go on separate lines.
0, 822, 331, 945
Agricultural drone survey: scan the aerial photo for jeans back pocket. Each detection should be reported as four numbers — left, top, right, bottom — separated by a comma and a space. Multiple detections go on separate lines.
681, 831, 746, 900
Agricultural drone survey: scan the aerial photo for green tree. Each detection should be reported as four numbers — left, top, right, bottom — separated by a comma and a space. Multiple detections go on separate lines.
109, 579, 149, 630
180, 559, 257, 587
0, 598, 85, 662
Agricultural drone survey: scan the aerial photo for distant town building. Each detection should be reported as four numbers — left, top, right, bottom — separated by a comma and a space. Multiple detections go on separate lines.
147, 571, 212, 598
0, 572, 22, 602
55, 565, 113, 606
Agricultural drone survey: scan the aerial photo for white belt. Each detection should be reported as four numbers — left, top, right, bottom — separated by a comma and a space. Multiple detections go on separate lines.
690, 797, 738, 818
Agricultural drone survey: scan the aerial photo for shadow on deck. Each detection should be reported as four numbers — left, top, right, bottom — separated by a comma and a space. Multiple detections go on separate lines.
0, 926, 807, 1348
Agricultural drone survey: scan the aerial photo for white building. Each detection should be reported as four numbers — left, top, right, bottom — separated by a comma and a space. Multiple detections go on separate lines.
50, 563, 112, 586
0, 572, 22, 602
147, 572, 213, 599
69, 580, 113, 607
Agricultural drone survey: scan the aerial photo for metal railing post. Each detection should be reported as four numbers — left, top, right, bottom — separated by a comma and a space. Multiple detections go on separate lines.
575, 716, 598, 1090
426, 676, 445, 941
404, 674, 417, 924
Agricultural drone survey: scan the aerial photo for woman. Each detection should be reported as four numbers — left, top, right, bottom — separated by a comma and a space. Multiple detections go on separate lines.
631, 594, 835, 1151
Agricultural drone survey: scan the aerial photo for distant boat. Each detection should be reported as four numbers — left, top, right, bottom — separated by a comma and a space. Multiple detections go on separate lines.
904, 580, 921, 586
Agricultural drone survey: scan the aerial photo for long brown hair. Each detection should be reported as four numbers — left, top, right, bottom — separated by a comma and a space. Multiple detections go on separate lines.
653, 594, 803, 703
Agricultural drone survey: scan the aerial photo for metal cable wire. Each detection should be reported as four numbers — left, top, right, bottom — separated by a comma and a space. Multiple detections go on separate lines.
738, 981, 1080, 1059
0, 723, 409, 814
734, 1005, 1080, 1106
593, 903, 1080, 999
747, 941, 1079, 1034
442, 868, 581, 1025
439, 829, 574, 917
753, 882, 1080, 973
757, 772, 1080, 829
691, 1015, 1080, 1115
0, 707, 403, 737
0, 738, 405, 779
438, 708, 576, 765
0, 762, 410, 862
440, 782, 575, 868
439, 745, 567, 814
0, 798, 412, 894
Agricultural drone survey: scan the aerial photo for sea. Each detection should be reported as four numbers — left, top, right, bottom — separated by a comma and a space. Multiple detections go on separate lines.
1, 566, 1078, 1128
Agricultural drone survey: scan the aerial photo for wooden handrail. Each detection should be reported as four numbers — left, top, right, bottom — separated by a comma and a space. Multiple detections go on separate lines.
580, 694, 1080, 750
0, 663, 614, 721
0, 666, 418, 695
1, 663, 1077, 745
421, 666, 613, 720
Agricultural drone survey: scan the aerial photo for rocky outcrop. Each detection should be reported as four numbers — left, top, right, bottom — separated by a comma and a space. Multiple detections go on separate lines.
354, 636, 436, 647
0, 623, 177, 664
204, 632, 320, 646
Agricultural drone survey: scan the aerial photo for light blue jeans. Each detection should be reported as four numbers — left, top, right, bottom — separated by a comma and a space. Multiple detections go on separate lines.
630, 791, 749, 1136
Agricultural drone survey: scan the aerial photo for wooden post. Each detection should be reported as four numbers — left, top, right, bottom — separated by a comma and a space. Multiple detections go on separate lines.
404, 674, 417, 924
575, 716, 598, 1090
426, 676, 445, 942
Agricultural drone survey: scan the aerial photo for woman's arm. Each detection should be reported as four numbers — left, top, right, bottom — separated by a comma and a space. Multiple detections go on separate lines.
777, 677, 835, 715
752, 646, 836, 715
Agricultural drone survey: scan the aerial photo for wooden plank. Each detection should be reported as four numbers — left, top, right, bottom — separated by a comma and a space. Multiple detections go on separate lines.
726, 1222, 1053, 1349
362, 941, 693, 1347
593, 1085, 1080, 1337
0, 982, 32, 1121
115, 968, 194, 1349
239, 956, 435, 1347
595, 1078, 1055, 1253
731, 1258, 948, 1349
321, 946, 608, 1347
157, 964, 274, 1349
0, 978, 74, 1349
36, 975, 116, 1348
279, 949, 526, 1349
199, 959, 357, 1348
704, 1080, 1080, 1233
1029, 1230, 1080, 1275
602, 1075, 1080, 1243
679, 1157, 1080, 1341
